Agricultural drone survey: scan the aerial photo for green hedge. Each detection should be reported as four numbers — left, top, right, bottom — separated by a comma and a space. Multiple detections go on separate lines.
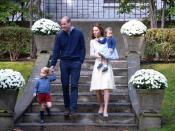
0, 26, 31, 61
145, 28, 175, 61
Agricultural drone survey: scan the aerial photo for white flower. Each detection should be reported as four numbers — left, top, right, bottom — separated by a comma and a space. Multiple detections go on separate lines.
129, 69, 168, 89
31, 18, 61, 35
0, 69, 25, 89
120, 20, 147, 36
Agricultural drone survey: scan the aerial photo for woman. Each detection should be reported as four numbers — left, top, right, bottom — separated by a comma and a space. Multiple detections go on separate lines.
90, 23, 115, 117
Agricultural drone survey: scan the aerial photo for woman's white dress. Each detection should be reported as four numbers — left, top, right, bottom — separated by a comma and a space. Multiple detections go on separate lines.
90, 39, 115, 91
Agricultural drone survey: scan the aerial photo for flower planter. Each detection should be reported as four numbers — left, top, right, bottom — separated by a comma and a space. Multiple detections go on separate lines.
0, 89, 19, 130
136, 89, 164, 114
0, 89, 19, 113
122, 34, 145, 54
34, 35, 55, 54
0, 112, 14, 130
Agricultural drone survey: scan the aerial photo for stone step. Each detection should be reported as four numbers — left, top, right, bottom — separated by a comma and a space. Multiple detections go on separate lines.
52, 76, 128, 85
20, 112, 136, 124
54, 59, 127, 71
55, 68, 128, 76
51, 83, 128, 93
27, 102, 132, 113
15, 122, 137, 131
33, 92, 130, 103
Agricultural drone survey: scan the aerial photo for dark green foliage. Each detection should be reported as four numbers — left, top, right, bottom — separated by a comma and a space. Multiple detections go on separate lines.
144, 28, 175, 61
0, 26, 31, 61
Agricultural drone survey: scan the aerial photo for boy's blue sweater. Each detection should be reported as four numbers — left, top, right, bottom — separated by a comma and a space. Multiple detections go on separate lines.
98, 37, 116, 50
50, 28, 86, 66
33, 74, 56, 94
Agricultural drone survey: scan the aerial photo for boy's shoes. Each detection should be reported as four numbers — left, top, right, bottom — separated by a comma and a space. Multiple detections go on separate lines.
97, 63, 103, 69
40, 120, 45, 124
102, 67, 108, 72
40, 111, 45, 123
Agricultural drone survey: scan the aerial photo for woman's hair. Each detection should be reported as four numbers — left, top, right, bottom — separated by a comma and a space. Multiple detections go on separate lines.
41, 67, 50, 75
91, 23, 104, 39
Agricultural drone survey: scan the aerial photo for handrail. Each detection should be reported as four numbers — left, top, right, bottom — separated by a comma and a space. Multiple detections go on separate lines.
14, 53, 51, 121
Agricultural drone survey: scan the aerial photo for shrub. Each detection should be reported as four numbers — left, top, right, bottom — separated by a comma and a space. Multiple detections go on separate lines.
145, 28, 175, 61
0, 26, 31, 61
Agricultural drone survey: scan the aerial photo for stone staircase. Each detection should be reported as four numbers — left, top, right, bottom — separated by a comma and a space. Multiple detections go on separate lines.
15, 58, 138, 131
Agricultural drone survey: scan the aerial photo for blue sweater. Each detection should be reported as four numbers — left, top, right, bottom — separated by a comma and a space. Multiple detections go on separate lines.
33, 74, 56, 94
98, 37, 116, 50
50, 28, 86, 66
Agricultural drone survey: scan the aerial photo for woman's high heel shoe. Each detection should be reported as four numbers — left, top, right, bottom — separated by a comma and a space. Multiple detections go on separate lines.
98, 107, 104, 114
103, 112, 108, 117
98, 110, 103, 114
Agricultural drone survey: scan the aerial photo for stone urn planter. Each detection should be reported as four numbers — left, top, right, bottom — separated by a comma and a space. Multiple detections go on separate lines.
0, 89, 19, 113
31, 18, 61, 55
0, 89, 19, 130
0, 69, 25, 130
34, 35, 55, 54
129, 68, 167, 130
136, 89, 164, 114
122, 34, 145, 55
136, 89, 165, 130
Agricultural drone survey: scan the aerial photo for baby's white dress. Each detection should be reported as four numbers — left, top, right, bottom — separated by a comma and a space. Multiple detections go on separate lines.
90, 39, 115, 91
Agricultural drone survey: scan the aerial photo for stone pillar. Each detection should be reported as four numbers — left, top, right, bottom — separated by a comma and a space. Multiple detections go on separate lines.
125, 35, 162, 130
127, 52, 140, 80
125, 36, 145, 118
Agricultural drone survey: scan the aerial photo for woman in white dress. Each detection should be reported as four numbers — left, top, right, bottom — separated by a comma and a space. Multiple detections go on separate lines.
90, 24, 115, 117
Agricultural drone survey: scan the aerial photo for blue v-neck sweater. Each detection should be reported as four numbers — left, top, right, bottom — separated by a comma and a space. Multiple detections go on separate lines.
50, 28, 86, 66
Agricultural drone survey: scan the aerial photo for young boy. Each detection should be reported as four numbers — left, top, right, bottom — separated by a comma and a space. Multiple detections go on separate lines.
33, 67, 56, 123
97, 27, 119, 72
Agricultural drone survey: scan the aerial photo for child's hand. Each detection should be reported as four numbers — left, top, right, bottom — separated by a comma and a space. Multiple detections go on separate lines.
33, 93, 36, 97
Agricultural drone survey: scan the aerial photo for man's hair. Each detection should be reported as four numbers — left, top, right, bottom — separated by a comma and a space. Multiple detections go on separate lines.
61, 16, 71, 23
41, 67, 50, 74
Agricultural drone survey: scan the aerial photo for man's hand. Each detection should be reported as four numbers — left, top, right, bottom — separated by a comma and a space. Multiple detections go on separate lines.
49, 66, 55, 73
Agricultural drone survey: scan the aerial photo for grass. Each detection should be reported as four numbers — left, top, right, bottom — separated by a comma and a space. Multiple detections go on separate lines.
0, 61, 34, 97
141, 63, 175, 131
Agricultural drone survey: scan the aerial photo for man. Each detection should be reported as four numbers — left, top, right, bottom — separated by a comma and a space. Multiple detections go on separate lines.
50, 16, 86, 116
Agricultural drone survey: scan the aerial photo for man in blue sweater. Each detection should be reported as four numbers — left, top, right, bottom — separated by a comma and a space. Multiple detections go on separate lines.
50, 16, 86, 116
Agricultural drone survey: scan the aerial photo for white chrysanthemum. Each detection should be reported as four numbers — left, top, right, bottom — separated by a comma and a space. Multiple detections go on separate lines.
120, 20, 147, 36
0, 69, 25, 89
129, 69, 168, 89
31, 18, 61, 35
